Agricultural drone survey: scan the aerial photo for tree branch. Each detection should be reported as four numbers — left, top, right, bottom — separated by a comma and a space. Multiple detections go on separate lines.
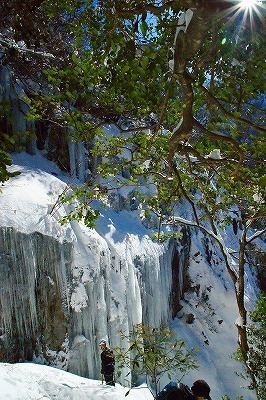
170, 161, 200, 225
198, 84, 266, 134
0, 36, 55, 58
163, 215, 238, 283
192, 118, 246, 176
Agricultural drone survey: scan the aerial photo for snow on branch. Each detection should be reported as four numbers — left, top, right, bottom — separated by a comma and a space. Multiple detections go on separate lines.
163, 215, 238, 282
0, 35, 55, 58
169, 9, 193, 71
175, 9, 193, 38
246, 228, 266, 243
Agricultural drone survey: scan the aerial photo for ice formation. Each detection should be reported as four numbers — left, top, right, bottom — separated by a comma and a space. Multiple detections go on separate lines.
0, 161, 182, 382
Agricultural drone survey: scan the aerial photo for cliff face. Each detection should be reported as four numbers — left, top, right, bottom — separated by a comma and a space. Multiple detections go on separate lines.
0, 176, 188, 380
0, 227, 71, 363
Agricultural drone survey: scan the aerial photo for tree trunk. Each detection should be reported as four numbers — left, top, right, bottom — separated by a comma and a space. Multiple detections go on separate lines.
236, 227, 259, 397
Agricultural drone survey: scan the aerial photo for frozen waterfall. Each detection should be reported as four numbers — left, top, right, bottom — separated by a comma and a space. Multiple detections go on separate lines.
0, 180, 183, 382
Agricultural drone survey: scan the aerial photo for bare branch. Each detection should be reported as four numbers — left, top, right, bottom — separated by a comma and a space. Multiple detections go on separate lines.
170, 161, 200, 225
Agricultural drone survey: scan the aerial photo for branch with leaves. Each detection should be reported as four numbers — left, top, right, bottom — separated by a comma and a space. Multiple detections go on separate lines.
114, 324, 198, 399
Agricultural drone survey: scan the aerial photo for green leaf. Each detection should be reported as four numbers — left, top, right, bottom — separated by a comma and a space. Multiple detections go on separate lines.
140, 57, 149, 69
259, 175, 266, 189
140, 21, 148, 36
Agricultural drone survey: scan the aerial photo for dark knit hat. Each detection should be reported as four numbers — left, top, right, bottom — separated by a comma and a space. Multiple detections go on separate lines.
191, 380, 211, 399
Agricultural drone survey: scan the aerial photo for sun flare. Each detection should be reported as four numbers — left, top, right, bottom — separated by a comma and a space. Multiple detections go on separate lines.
224, 0, 265, 33
240, 0, 261, 9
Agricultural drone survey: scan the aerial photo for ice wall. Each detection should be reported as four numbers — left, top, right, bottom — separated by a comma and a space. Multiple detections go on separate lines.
0, 215, 177, 381
0, 66, 36, 154
68, 140, 88, 183
0, 227, 71, 361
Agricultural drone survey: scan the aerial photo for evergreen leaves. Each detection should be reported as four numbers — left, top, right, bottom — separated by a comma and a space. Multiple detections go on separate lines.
114, 324, 198, 398
247, 294, 266, 400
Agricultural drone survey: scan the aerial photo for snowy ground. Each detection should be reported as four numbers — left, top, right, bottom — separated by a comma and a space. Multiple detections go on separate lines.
0, 363, 153, 400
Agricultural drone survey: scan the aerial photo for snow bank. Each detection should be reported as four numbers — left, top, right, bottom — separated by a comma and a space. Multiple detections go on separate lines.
0, 363, 153, 400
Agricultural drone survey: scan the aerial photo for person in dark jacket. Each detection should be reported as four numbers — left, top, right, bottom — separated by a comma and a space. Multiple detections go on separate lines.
156, 379, 211, 400
99, 339, 115, 386
191, 380, 211, 400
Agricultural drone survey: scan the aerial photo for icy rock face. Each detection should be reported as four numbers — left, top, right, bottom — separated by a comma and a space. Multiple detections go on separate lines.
171, 228, 191, 318
0, 66, 36, 155
0, 227, 71, 361
0, 223, 182, 381
0, 66, 83, 176
66, 224, 176, 379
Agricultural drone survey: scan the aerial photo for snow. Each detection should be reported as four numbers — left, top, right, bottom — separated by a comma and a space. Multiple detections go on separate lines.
205, 149, 222, 160
0, 150, 261, 399
0, 151, 70, 237
0, 363, 153, 400
171, 230, 243, 398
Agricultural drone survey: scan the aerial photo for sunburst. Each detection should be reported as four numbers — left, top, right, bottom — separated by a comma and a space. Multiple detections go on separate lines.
239, 0, 262, 9
221, 0, 265, 33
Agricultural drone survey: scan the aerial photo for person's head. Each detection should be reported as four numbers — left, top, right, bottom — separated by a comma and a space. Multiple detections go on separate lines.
191, 380, 211, 400
99, 339, 107, 350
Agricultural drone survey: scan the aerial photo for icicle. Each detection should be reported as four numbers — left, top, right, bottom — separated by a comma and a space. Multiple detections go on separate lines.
0, 216, 175, 384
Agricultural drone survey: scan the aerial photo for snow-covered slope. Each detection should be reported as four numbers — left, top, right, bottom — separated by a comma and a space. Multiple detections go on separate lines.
0, 151, 259, 399
172, 231, 250, 398
0, 363, 152, 400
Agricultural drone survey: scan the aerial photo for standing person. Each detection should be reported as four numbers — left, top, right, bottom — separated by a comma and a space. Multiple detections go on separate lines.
99, 339, 115, 386
156, 379, 211, 400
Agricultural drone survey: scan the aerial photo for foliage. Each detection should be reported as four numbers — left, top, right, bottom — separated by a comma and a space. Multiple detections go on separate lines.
246, 293, 266, 400
0, 101, 21, 184
0, 149, 20, 185
1, 1, 265, 228
26, 0, 265, 232
114, 324, 198, 398
56, 184, 101, 228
